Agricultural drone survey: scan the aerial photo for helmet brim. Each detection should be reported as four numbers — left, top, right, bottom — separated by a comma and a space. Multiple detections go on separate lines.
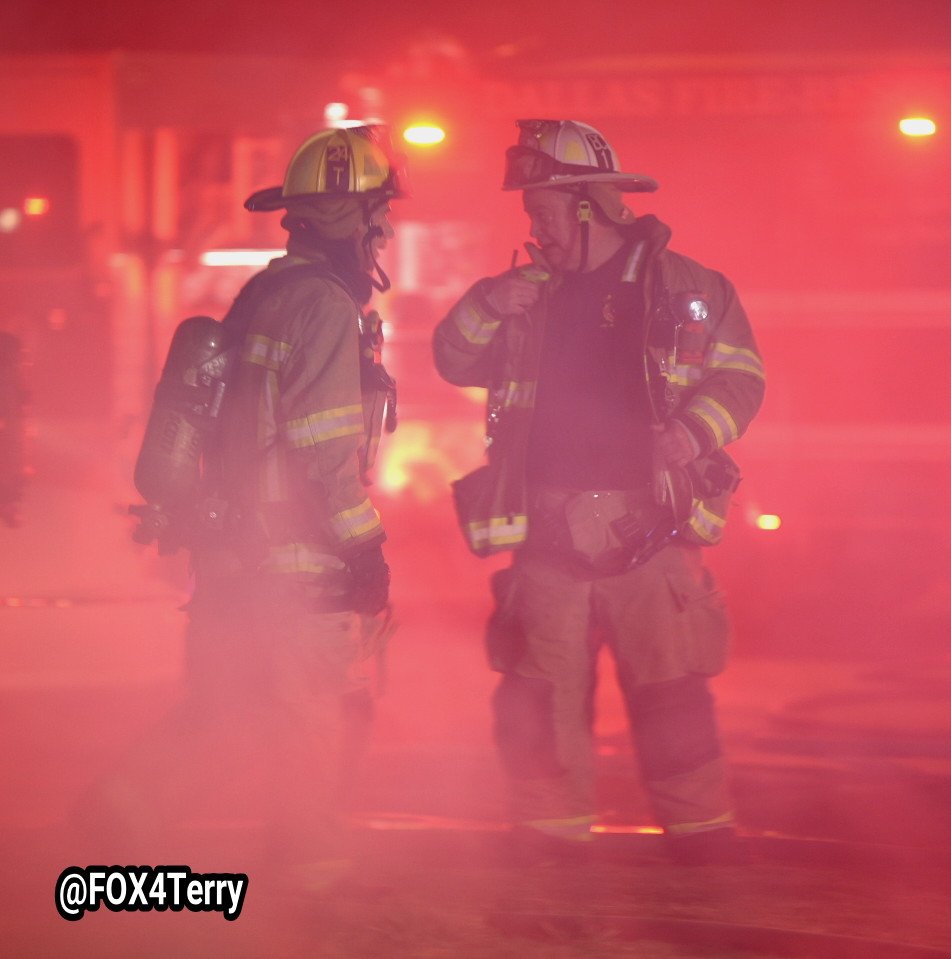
245, 183, 409, 213
504, 172, 658, 193
244, 187, 285, 212
502, 144, 657, 193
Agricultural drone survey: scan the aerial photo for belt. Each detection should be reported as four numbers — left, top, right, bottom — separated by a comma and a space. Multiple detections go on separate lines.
530, 484, 656, 513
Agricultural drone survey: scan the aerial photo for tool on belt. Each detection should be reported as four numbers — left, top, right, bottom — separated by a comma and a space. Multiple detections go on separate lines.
528, 486, 676, 575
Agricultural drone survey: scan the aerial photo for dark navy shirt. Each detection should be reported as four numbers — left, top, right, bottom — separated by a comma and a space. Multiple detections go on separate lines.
526, 243, 653, 490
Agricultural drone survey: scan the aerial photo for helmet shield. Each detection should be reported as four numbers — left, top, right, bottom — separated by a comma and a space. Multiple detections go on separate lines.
503, 145, 602, 190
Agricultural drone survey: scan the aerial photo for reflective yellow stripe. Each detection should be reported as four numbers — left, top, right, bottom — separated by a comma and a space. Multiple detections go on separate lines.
243, 334, 292, 371
708, 342, 765, 380
331, 498, 381, 541
687, 498, 727, 544
455, 302, 501, 345
665, 811, 735, 837
466, 514, 528, 550
259, 371, 286, 499
284, 404, 364, 448
525, 814, 598, 842
499, 379, 536, 409
686, 395, 739, 447
262, 543, 345, 575
668, 366, 702, 388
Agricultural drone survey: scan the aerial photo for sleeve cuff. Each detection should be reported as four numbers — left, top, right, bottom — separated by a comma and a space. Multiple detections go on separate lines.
472, 280, 508, 322
677, 415, 714, 458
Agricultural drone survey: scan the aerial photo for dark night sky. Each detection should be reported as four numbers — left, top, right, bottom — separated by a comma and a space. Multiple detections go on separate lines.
2, 0, 951, 67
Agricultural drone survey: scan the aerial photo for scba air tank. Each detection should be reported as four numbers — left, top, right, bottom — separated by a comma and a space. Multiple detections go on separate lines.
133, 316, 231, 514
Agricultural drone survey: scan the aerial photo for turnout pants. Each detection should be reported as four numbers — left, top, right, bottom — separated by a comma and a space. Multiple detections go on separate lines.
183, 573, 381, 869
78, 568, 384, 881
493, 543, 734, 840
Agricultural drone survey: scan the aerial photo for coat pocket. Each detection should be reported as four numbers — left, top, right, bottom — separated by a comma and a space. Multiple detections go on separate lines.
451, 463, 528, 557
666, 562, 732, 676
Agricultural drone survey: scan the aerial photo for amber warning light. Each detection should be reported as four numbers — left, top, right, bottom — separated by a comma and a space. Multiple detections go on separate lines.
899, 117, 937, 137
23, 197, 50, 216
403, 124, 446, 146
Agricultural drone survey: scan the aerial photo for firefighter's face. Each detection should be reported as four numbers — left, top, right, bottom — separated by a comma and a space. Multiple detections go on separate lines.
523, 188, 581, 270
357, 203, 394, 274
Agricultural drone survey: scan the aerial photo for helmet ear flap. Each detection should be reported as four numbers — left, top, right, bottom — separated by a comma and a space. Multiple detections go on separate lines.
282, 196, 365, 240
585, 183, 636, 225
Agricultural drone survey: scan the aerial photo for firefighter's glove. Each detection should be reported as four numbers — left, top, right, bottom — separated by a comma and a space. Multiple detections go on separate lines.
347, 545, 391, 615
652, 419, 701, 468
479, 272, 541, 317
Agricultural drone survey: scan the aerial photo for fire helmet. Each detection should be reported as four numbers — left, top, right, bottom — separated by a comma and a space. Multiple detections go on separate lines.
245, 125, 408, 214
503, 119, 657, 196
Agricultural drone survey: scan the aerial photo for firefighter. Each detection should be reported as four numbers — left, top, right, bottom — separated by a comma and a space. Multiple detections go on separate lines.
184, 125, 406, 889
433, 119, 765, 864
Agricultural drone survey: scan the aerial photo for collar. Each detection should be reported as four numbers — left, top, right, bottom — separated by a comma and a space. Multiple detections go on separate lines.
283, 233, 373, 306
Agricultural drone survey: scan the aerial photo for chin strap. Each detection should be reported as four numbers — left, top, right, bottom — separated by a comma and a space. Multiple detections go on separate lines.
362, 200, 391, 293
363, 230, 392, 292
576, 192, 593, 273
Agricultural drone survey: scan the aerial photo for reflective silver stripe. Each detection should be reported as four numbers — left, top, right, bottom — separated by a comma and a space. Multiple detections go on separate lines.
499, 379, 536, 409
708, 342, 765, 380
331, 498, 381, 541
466, 514, 528, 549
685, 395, 739, 447
259, 371, 286, 500
262, 543, 346, 575
525, 814, 597, 842
686, 498, 726, 544
284, 404, 364, 448
455, 302, 501, 345
665, 811, 734, 836
667, 365, 702, 388
243, 334, 292, 371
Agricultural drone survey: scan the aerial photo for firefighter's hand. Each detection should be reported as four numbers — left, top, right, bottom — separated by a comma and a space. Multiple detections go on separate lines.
347, 545, 391, 615
652, 419, 700, 468
481, 272, 542, 316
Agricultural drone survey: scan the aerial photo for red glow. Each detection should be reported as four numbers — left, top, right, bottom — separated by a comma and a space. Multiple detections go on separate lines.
2, 38, 951, 958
